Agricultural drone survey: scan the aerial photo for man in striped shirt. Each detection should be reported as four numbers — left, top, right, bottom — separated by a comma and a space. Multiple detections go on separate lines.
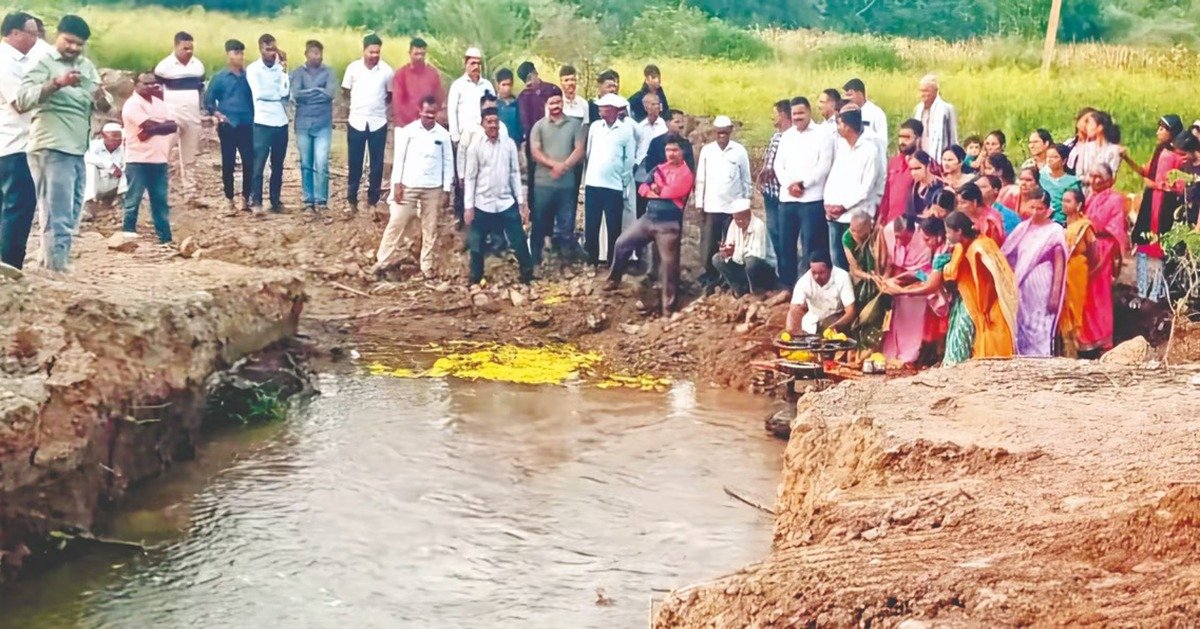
154, 31, 205, 204
758, 99, 790, 280
463, 107, 532, 285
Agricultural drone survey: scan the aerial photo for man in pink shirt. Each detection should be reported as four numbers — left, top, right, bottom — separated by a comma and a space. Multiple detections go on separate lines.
391, 37, 441, 127
878, 118, 923, 228
605, 137, 694, 315
122, 70, 178, 244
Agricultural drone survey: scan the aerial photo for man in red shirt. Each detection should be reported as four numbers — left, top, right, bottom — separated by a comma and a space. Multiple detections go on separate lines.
604, 138, 694, 315
121, 70, 178, 244
877, 118, 923, 227
391, 37, 441, 127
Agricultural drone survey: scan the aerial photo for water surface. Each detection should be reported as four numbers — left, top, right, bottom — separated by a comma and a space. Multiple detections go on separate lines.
4, 372, 781, 628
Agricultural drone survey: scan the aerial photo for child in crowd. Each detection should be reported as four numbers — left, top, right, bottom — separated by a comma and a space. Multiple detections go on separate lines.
963, 135, 982, 173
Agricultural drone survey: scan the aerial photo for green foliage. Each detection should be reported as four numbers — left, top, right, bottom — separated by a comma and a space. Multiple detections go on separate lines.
807, 40, 906, 71
1160, 222, 1200, 313
622, 6, 771, 62
237, 386, 290, 424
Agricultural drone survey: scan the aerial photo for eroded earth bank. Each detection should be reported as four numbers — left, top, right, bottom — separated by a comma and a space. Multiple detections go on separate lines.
0, 234, 302, 573
655, 358, 1200, 626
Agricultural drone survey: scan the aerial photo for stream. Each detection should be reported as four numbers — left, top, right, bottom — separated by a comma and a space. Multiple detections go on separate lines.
3, 371, 782, 628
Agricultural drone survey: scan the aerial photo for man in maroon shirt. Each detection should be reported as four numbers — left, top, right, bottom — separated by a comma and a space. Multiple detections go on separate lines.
391, 37, 441, 127
515, 61, 556, 208
877, 118, 924, 227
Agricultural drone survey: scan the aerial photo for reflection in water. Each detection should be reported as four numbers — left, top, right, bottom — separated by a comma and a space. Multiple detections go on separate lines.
4, 373, 782, 628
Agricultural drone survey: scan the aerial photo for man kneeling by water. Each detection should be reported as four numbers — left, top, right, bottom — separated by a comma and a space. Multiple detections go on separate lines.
785, 251, 857, 335
604, 137, 694, 316
712, 198, 777, 296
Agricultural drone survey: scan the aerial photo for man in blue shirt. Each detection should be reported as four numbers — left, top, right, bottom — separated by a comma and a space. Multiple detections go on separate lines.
291, 39, 334, 217
204, 38, 254, 215
494, 68, 522, 148
245, 33, 289, 215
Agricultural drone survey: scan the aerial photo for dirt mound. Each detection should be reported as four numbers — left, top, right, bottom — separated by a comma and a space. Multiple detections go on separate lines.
656, 359, 1200, 626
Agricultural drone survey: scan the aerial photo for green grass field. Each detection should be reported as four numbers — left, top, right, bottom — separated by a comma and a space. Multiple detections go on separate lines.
39, 5, 1195, 192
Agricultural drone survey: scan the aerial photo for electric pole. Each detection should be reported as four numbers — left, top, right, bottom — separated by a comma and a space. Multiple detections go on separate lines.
1041, 0, 1064, 76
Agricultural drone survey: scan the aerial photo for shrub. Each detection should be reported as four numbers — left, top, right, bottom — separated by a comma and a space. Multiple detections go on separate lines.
699, 19, 773, 62
622, 5, 770, 62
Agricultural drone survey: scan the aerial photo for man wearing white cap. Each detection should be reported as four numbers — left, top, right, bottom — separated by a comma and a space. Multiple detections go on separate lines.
447, 47, 493, 223
695, 115, 751, 289
584, 92, 636, 266
447, 47, 493, 143
83, 122, 126, 212
712, 198, 777, 296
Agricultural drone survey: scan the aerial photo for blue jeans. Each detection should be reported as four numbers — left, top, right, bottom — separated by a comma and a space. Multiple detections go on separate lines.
123, 162, 172, 243
296, 125, 332, 205
252, 124, 288, 207
777, 199, 826, 288
828, 220, 849, 270
0, 152, 37, 269
28, 149, 84, 272
763, 194, 782, 274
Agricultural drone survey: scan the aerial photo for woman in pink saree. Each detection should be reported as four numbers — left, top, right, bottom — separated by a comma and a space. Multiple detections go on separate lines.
880, 213, 932, 364
1080, 164, 1129, 354
1001, 186, 1068, 356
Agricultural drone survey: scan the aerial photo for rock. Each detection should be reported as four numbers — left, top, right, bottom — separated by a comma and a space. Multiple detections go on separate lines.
177, 236, 200, 258
860, 527, 884, 541
734, 322, 751, 334
106, 232, 138, 252
370, 282, 402, 295
897, 620, 929, 629
620, 323, 641, 335
586, 312, 608, 331
889, 505, 920, 525
670, 312, 683, 323
509, 289, 527, 307
528, 310, 551, 327
1101, 336, 1149, 365
472, 292, 490, 307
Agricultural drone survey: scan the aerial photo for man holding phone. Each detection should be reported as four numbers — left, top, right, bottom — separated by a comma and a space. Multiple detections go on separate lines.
16, 14, 110, 272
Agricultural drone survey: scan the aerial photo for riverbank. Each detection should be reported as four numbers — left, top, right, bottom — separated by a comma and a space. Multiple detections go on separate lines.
654, 358, 1200, 625
0, 233, 303, 577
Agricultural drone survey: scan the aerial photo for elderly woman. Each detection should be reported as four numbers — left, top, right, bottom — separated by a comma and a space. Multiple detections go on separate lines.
1002, 186, 1068, 357
1040, 144, 1081, 224
1123, 115, 1185, 303
1022, 129, 1053, 170
907, 150, 945, 218
842, 210, 885, 346
940, 144, 976, 193
1081, 164, 1128, 355
1059, 189, 1095, 357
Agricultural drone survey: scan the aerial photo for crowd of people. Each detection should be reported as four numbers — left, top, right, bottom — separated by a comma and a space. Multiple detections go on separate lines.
3, 14, 1199, 364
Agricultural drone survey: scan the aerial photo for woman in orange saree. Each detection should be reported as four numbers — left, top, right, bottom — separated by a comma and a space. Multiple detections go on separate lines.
942, 211, 1019, 359
1059, 189, 1095, 357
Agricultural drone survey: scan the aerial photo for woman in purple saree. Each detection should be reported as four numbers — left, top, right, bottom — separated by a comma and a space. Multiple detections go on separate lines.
1001, 186, 1068, 357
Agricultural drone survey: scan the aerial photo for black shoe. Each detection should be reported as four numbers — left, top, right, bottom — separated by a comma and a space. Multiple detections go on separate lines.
270, 203, 285, 214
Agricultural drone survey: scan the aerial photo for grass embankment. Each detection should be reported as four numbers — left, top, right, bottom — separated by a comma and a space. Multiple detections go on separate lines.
54, 5, 1197, 191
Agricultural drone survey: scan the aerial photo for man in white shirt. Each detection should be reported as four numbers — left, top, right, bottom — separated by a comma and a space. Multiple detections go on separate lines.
0, 10, 37, 271
374, 96, 452, 279
824, 108, 879, 270
695, 115, 751, 288
842, 78, 889, 208
246, 33, 290, 214
154, 31, 204, 202
583, 93, 636, 266
786, 252, 857, 336
83, 122, 125, 210
447, 47, 493, 143
558, 64, 588, 123
712, 198, 777, 296
342, 34, 393, 216
463, 106, 532, 285
634, 92, 667, 217
773, 96, 834, 288
27, 16, 51, 63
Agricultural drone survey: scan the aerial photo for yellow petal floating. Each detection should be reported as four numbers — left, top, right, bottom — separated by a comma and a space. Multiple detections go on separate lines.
366, 342, 603, 386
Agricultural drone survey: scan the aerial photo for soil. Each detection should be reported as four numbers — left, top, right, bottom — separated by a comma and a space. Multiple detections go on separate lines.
0, 234, 302, 575
653, 358, 1200, 626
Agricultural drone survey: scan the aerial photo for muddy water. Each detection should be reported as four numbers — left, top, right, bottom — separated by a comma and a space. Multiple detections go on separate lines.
4, 372, 782, 628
